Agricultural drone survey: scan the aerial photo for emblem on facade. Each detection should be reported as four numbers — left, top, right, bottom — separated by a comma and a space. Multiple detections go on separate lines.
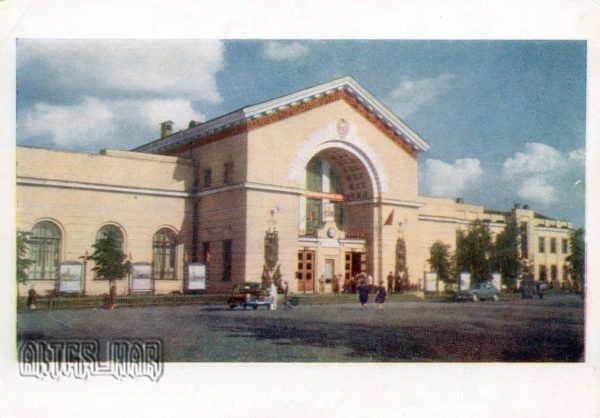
337, 118, 349, 138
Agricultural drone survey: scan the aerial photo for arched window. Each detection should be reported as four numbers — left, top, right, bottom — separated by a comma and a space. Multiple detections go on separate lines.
30, 221, 61, 280
96, 224, 124, 250
153, 228, 176, 280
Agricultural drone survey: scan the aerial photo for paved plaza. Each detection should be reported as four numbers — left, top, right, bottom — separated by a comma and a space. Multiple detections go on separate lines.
17, 295, 584, 362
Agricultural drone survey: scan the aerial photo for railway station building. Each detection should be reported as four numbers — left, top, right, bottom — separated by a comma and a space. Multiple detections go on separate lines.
16, 76, 573, 296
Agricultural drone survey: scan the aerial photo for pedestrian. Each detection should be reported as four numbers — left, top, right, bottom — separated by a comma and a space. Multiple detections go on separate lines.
537, 280, 547, 299
357, 280, 369, 309
332, 274, 340, 295
394, 271, 402, 293
375, 281, 387, 309
367, 274, 374, 293
282, 281, 293, 309
387, 271, 394, 294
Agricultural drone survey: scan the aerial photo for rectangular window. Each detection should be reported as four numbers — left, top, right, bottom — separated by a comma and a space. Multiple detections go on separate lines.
202, 241, 211, 263
539, 265, 547, 282
224, 161, 234, 184
562, 238, 568, 254
551, 265, 557, 282
550, 238, 557, 254
222, 240, 232, 281
203, 168, 212, 188
538, 237, 545, 253
202, 241, 211, 281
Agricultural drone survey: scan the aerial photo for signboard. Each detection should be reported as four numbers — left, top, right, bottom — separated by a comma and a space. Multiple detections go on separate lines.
188, 263, 206, 290
131, 263, 152, 292
322, 202, 335, 222
424, 272, 438, 292
459, 272, 471, 290
492, 273, 502, 290
59, 262, 83, 293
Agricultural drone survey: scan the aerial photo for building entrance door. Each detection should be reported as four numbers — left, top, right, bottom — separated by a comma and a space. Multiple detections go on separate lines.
344, 252, 367, 282
297, 250, 315, 293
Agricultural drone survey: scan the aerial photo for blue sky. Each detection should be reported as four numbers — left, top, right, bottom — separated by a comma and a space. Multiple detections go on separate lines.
16, 39, 586, 226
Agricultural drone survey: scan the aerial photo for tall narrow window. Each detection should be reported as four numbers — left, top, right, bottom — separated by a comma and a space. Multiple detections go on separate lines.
550, 265, 557, 282
202, 241, 211, 281
224, 160, 234, 184
550, 238, 557, 254
561, 238, 568, 254
96, 224, 124, 250
30, 221, 61, 280
222, 240, 232, 281
153, 228, 176, 280
539, 265, 547, 282
538, 237, 545, 253
203, 168, 212, 188
519, 222, 528, 259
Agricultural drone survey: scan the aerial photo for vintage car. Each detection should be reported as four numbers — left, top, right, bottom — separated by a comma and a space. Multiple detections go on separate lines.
519, 278, 539, 299
227, 283, 273, 310
453, 281, 500, 302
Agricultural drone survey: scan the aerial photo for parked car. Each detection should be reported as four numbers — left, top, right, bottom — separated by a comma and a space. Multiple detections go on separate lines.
519, 278, 539, 299
227, 283, 273, 310
454, 281, 500, 302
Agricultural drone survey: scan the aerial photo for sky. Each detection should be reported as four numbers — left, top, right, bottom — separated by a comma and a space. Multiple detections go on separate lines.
16, 39, 586, 227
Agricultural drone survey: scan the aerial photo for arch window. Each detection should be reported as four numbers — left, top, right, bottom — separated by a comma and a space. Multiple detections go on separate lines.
153, 228, 176, 280
96, 224, 124, 250
30, 221, 61, 280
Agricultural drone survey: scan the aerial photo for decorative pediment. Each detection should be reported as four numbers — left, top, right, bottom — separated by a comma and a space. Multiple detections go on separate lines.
134, 76, 430, 156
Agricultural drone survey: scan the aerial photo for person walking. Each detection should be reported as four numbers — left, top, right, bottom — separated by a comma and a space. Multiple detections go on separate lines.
282, 281, 293, 309
357, 280, 369, 309
375, 281, 387, 309
387, 271, 394, 294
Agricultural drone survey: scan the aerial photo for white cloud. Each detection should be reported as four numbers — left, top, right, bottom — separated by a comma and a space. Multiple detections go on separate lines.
421, 158, 483, 197
568, 147, 585, 166
18, 40, 223, 150
20, 98, 206, 148
262, 41, 309, 61
502, 142, 567, 177
501, 143, 584, 207
517, 177, 557, 205
19, 40, 224, 102
389, 73, 456, 117
22, 98, 115, 147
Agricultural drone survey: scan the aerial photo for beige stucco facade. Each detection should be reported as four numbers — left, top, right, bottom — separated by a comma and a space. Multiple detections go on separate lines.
16, 77, 573, 296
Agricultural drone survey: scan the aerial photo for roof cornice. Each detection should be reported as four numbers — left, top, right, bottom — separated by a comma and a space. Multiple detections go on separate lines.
133, 76, 430, 154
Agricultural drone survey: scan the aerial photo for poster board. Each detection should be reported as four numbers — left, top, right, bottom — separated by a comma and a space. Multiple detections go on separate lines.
492, 273, 502, 290
459, 272, 471, 290
59, 262, 83, 293
424, 272, 438, 292
131, 262, 152, 292
188, 263, 206, 290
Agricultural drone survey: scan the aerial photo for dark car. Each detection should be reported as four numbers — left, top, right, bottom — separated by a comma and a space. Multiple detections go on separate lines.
227, 283, 273, 310
454, 281, 500, 302
519, 278, 543, 299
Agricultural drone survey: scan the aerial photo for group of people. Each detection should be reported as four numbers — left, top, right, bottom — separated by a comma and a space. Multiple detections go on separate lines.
357, 278, 387, 309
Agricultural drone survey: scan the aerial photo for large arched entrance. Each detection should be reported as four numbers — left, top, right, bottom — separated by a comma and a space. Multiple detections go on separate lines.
296, 146, 379, 293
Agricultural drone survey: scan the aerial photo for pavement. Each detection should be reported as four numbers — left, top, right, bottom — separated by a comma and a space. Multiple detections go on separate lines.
17, 294, 584, 362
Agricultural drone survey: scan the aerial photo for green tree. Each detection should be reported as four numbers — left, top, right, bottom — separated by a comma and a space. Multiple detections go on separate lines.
17, 230, 33, 284
455, 220, 493, 282
566, 228, 585, 292
491, 211, 521, 289
86, 229, 131, 306
428, 241, 453, 283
